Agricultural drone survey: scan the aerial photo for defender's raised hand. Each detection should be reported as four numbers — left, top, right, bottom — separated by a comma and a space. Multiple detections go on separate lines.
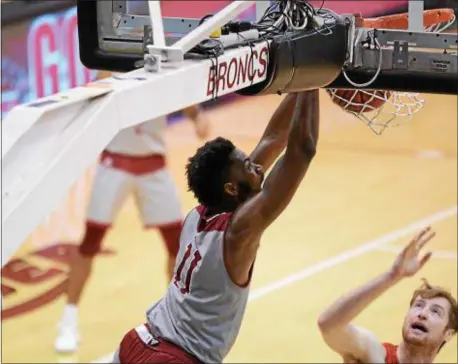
391, 226, 436, 279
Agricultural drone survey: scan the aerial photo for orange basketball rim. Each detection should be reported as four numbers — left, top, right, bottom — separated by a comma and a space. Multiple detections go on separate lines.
355, 8, 455, 30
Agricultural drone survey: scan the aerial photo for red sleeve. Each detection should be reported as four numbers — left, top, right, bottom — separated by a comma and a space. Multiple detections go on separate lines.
382, 343, 399, 364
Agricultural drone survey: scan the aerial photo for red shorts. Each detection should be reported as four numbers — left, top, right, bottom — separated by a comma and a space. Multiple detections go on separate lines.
100, 150, 166, 176
117, 324, 200, 364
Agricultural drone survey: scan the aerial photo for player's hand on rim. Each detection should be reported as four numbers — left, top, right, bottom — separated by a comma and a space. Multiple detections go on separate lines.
390, 226, 435, 279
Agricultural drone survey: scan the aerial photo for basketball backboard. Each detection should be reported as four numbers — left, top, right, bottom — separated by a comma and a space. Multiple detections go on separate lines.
77, 0, 268, 72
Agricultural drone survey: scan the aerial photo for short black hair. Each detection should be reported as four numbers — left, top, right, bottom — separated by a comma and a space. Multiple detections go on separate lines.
186, 137, 236, 207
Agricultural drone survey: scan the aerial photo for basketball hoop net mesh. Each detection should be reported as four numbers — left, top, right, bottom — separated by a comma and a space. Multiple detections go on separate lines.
326, 90, 425, 134
327, 8, 455, 135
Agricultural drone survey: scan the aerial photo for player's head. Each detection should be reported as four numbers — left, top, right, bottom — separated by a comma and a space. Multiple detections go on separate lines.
401, 279, 457, 352
186, 137, 264, 211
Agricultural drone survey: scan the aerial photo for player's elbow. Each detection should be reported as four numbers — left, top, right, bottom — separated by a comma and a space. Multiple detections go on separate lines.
287, 137, 316, 160
318, 321, 358, 359
317, 311, 342, 334
319, 322, 382, 361
317, 320, 347, 356
298, 138, 317, 159
317, 314, 332, 333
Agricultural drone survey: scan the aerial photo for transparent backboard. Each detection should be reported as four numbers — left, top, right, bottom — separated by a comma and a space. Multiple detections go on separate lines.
78, 0, 264, 72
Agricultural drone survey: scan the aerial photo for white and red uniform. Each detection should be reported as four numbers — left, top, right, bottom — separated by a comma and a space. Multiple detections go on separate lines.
113, 205, 252, 363
87, 117, 182, 229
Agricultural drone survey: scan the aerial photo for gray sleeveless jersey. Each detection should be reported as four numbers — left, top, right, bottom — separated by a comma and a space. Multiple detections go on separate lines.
146, 205, 251, 363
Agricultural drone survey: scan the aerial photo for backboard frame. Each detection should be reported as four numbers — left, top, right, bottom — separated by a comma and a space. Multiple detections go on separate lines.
78, 0, 139, 72
78, 0, 203, 71
77, 0, 268, 72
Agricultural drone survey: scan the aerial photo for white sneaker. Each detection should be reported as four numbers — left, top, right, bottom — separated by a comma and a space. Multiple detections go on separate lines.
54, 324, 80, 353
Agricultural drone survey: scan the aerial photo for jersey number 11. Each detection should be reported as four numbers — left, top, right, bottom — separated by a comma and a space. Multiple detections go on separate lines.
173, 243, 202, 294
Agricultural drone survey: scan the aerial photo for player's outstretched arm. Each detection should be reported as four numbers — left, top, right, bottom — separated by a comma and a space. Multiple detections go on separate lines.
249, 93, 298, 172
182, 104, 201, 120
225, 90, 320, 286
318, 227, 436, 362
182, 104, 210, 140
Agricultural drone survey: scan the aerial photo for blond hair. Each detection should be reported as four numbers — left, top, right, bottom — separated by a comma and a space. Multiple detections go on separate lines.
409, 279, 458, 332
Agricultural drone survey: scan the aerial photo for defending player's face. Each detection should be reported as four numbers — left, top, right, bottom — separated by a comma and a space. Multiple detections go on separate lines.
225, 148, 265, 202
402, 296, 453, 348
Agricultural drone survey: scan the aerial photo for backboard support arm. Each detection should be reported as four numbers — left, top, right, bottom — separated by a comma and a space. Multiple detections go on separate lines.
408, 0, 424, 31
148, 0, 165, 48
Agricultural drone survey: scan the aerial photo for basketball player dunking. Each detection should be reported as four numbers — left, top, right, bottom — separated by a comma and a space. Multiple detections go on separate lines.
54, 105, 210, 353
318, 226, 457, 363
112, 90, 320, 363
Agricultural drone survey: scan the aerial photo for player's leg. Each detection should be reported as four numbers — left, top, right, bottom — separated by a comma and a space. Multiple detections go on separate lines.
55, 161, 133, 353
134, 167, 183, 281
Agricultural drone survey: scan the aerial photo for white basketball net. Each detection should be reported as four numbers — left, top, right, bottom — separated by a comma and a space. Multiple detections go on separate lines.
426, 14, 456, 33
327, 12, 456, 135
326, 89, 425, 135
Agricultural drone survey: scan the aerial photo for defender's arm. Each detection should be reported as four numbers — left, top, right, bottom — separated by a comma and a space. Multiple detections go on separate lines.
317, 270, 399, 362
225, 90, 320, 286
317, 227, 435, 362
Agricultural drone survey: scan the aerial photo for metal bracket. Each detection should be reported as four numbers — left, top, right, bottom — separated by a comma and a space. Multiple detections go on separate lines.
118, 15, 201, 35
361, 29, 458, 50
341, 14, 357, 66
142, 25, 153, 53
142, 20, 184, 73
354, 46, 457, 74
144, 53, 162, 72
146, 44, 184, 64
392, 40, 409, 70
350, 25, 458, 75
112, 0, 126, 14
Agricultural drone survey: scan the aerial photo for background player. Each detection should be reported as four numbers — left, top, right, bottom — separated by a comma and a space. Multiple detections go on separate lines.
54, 104, 210, 353
318, 226, 457, 363
113, 89, 320, 363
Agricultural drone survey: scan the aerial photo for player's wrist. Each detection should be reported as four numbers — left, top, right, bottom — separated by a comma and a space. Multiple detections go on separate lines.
384, 268, 404, 285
